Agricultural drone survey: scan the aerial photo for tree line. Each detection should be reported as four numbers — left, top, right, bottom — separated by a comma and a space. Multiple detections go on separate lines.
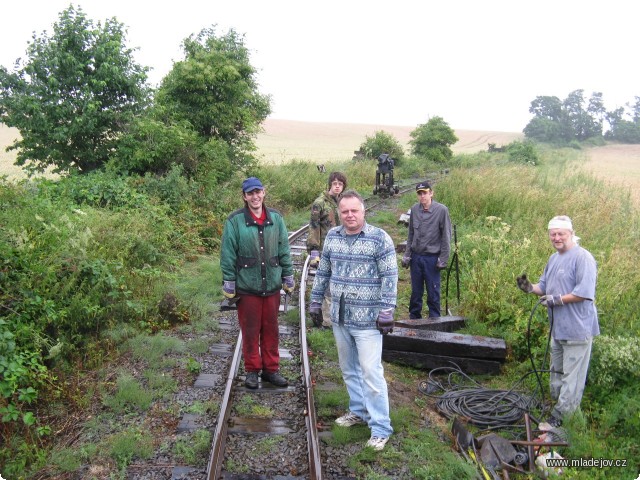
524, 89, 640, 144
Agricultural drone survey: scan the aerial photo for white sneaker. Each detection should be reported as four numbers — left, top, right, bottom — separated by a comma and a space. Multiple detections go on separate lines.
335, 412, 366, 427
366, 436, 389, 451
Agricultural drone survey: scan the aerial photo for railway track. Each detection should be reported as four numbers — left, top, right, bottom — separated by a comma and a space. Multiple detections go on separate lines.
125, 174, 448, 480
204, 226, 321, 480
201, 180, 441, 479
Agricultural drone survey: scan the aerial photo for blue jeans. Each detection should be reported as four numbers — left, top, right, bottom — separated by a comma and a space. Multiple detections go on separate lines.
409, 253, 441, 318
333, 324, 393, 438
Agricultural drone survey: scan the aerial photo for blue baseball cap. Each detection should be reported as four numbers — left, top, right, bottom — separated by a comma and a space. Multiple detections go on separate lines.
242, 177, 264, 193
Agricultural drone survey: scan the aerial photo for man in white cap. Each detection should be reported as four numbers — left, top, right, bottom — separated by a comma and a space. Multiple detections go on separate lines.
516, 215, 599, 429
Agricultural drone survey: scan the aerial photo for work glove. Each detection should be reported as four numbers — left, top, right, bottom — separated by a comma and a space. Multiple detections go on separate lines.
309, 250, 320, 267
282, 275, 295, 294
376, 308, 394, 335
401, 256, 411, 269
309, 301, 323, 327
222, 280, 236, 299
436, 258, 447, 270
516, 273, 534, 294
541, 294, 563, 307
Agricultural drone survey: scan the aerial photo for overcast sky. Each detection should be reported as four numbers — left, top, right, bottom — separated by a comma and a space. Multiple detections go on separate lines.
2, 0, 638, 132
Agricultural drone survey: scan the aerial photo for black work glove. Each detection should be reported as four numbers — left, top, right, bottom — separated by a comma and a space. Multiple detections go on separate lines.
309, 301, 323, 327
401, 256, 411, 269
541, 294, 563, 307
376, 308, 394, 335
516, 273, 534, 293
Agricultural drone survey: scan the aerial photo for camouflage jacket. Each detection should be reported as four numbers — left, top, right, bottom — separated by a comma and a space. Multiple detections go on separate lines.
306, 190, 340, 252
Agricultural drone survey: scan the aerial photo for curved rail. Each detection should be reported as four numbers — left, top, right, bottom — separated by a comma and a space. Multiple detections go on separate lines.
206, 174, 449, 479
206, 225, 322, 480
299, 254, 322, 479
205, 331, 243, 479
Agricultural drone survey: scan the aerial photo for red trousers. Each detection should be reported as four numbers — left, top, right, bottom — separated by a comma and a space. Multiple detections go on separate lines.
236, 293, 281, 373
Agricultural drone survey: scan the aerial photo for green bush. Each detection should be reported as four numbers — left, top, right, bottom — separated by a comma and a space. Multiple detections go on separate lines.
589, 335, 640, 390
358, 130, 405, 164
506, 140, 540, 165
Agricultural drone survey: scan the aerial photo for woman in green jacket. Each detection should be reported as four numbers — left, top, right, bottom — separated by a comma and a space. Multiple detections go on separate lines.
220, 177, 294, 389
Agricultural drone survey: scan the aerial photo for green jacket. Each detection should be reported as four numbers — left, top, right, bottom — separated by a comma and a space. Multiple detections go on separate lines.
306, 190, 340, 252
220, 206, 293, 296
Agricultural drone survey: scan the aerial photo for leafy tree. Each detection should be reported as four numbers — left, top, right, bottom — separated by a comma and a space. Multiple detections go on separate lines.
528, 95, 564, 122
630, 96, 640, 123
409, 116, 458, 163
604, 106, 625, 139
0, 5, 149, 174
154, 27, 270, 172
608, 120, 640, 143
109, 111, 233, 181
563, 89, 602, 140
522, 117, 566, 143
358, 130, 404, 163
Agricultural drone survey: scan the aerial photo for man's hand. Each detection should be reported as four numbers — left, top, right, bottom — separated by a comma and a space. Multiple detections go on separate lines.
309, 302, 322, 327
436, 258, 447, 270
223, 280, 236, 299
401, 256, 411, 269
376, 308, 394, 335
282, 275, 295, 294
309, 250, 320, 267
541, 294, 563, 307
516, 273, 534, 293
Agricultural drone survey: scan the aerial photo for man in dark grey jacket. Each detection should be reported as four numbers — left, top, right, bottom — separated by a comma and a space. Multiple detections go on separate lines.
402, 181, 452, 318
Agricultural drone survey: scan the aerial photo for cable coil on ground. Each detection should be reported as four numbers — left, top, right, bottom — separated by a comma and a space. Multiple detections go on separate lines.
418, 364, 539, 429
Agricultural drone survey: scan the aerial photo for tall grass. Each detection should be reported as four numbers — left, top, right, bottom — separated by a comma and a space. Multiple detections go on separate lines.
433, 151, 640, 473
437, 156, 640, 339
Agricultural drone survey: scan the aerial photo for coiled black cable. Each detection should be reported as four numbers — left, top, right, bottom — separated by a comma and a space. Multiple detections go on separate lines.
417, 298, 555, 429
419, 364, 539, 429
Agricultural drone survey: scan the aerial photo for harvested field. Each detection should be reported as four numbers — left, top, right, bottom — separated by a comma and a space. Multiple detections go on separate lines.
255, 118, 523, 164
582, 143, 640, 207
0, 124, 23, 180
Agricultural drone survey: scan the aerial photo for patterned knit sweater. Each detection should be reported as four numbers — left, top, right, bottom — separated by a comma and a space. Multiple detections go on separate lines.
310, 222, 398, 328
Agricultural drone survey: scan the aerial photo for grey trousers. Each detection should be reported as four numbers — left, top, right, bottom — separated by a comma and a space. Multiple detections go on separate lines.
549, 336, 593, 418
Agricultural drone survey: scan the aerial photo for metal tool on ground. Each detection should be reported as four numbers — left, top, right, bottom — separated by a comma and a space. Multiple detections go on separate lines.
452, 417, 498, 480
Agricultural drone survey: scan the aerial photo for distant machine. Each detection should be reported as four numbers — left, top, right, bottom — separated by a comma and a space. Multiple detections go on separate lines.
373, 153, 399, 197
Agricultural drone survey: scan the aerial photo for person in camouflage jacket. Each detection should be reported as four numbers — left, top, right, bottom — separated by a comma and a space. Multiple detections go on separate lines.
307, 171, 347, 253
306, 172, 347, 326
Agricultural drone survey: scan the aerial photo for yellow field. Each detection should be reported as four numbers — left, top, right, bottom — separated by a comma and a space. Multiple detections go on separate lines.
255, 119, 523, 164
0, 124, 24, 180
2, 120, 639, 207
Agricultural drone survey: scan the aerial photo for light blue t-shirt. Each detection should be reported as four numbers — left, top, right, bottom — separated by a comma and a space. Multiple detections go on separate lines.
538, 245, 599, 340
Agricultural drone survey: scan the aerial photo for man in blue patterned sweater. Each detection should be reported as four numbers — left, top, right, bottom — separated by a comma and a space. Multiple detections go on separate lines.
309, 190, 398, 451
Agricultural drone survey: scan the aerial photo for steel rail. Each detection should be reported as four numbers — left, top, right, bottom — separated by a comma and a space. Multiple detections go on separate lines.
206, 225, 320, 480
205, 179, 436, 479
205, 329, 243, 479
299, 254, 322, 480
